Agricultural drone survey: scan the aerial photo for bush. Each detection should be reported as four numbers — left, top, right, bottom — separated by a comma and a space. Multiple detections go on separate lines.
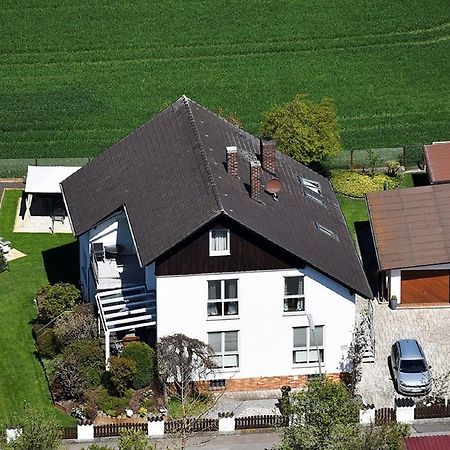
95, 387, 132, 416
54, 304, 97, 347
330, 170, 402, 198
109, 356, 137, 396
32, 324, 59, 358
118, 428, 155, 450
122, 342, 156, 389
36, 283, 81, 323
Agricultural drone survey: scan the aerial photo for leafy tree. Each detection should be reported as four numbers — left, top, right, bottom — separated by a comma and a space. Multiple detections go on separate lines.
0, 403, 62, 450
261, 94, 341, 165
108, 356, 137, 396
122, 342, 156, 389
36, 283, 81, 323
278, 377, 359, 450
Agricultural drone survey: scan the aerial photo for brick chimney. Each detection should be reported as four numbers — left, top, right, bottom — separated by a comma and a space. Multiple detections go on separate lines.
260, 139, 276, 174
226, 146, 238, 176
250, 161, 261, 201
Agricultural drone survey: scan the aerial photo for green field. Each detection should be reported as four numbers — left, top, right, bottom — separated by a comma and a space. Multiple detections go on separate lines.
0, 190, 75, 424
0, 0, 449, 159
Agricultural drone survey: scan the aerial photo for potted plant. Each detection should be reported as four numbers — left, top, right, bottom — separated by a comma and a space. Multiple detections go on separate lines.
389, 295, 398, 310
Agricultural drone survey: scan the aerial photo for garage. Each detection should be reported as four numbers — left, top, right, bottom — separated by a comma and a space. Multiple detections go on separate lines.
401, 270, 450, 304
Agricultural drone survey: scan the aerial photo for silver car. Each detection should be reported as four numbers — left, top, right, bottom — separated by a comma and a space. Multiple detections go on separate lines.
390, 339, 432, 396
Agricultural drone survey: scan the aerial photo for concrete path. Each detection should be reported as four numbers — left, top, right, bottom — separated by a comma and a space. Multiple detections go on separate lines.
357, 299, 450, 407
63, 430, 280, 449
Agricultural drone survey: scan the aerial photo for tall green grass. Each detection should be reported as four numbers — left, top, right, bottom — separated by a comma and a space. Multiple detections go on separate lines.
0, 0, 449, 158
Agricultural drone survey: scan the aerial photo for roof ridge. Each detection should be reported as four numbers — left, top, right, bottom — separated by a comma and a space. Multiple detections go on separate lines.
182, 96, 224, 212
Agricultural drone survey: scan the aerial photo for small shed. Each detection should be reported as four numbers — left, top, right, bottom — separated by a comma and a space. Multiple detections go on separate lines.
23, 166, 80, 227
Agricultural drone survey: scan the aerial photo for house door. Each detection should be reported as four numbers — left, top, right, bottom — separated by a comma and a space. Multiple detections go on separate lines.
401, 270, 450, 304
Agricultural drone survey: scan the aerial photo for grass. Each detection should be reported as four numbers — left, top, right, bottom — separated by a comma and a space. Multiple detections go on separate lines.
167, 395, 212, 419
0, 189, 76, 425
0, 1, 449, 159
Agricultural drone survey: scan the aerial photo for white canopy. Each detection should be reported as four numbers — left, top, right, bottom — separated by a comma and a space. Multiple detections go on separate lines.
25, 166, 81, 194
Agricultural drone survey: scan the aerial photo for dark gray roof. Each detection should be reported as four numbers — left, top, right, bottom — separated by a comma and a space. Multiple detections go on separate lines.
61, 96, 372, 298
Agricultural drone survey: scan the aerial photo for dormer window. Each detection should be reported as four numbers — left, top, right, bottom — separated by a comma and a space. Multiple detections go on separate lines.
209, 229, 230, 256
300, 177, 322, 196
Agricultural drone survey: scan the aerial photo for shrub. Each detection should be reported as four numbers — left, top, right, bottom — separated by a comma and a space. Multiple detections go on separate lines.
122, 342, 156, 389
330, 170, 402, 198
109, 356, 137, 396
118, 428, 155, 450
95, 387, 132, 416
36, 283, 81, 323
32, 324, 59, 358
54, 304, 97, 347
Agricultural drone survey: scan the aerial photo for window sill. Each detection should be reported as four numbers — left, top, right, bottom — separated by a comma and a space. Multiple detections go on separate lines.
292, 363, 324, 369
207, 315, 240, 321
283, 311, 306, 317
209, 251, 231, 257
212, 367, 240, 374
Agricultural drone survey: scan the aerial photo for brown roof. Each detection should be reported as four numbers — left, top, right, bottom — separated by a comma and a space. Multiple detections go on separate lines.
62, 96, 372, 298
367, 184, 450, 270
424, 142, 450, 184
405, 435, 450, 450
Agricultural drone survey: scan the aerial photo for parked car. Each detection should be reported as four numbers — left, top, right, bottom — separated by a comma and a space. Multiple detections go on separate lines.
390, 339, 432, 396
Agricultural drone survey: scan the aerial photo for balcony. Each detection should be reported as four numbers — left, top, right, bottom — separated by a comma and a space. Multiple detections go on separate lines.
91, 243, 145, 291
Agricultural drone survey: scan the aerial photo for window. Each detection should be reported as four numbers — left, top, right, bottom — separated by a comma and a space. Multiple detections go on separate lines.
293, 326, 324, 365
209, 229, 230, 256
300, 177, 322, 196
208, 331, 239, 369
315, 222, 338, 240
284, 276, 305, 312
207, 279, 238, 317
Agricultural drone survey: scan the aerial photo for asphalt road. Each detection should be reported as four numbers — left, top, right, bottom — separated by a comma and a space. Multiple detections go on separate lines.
63, 431, 280, 449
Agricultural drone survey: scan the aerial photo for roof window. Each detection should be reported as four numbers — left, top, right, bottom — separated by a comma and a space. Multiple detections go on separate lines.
315, 222, 337, 240
305, 191, 324, 205
300, 177, 322, 196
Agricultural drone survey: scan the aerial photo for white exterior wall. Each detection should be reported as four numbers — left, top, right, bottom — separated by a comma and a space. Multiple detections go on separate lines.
156, 267, 355, 379
388, 263, 450, 304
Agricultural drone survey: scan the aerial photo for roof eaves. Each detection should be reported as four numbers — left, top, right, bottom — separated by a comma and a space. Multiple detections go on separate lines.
59, 182, 76, 237
365, 193, 384, 272
183, 96, 223, 212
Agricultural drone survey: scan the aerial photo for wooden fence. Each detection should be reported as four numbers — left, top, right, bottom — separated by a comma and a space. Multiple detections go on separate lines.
61, 426, 77, 439
414, 404, 450, 420
164, 418, 218, 434
93, 422, 147, 438
235, 415, 283, 430
375, 408, 396, 425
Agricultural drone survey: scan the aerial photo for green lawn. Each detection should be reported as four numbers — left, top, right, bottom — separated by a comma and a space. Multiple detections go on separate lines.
0, 1, 449, 159
337, 194, 368, 239
0, 190, 76, 424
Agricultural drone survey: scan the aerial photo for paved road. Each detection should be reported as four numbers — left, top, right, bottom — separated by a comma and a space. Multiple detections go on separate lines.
63, 431, 280, 449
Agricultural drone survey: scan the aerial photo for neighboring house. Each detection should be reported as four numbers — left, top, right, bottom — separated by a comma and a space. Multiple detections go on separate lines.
61, 96, 371, 391
367, 184, 450, 306
404, 435, 450, 450
423, 141, 450, 184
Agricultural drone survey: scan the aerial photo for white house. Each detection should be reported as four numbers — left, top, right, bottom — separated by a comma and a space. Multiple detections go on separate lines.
61, 96, 372, 390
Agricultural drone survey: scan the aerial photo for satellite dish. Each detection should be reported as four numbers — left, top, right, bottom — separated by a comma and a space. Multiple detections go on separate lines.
266, 178, 282, 194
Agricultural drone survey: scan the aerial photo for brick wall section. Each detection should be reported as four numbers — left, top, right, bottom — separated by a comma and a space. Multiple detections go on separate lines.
226, 146, 238, 176
250, 161, 261, 201
260, 140, 277, 174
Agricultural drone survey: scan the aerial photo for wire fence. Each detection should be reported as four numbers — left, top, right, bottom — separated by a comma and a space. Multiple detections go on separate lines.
0, 145, 425, 178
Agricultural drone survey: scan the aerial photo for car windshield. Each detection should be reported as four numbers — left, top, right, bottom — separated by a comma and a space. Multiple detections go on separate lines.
400, 359, 427, 373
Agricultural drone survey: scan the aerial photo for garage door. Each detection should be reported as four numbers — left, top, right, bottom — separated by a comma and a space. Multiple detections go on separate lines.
401, 270, 450, 304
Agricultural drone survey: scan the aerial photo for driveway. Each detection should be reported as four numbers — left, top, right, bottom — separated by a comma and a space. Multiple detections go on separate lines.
357, 299, 450, 408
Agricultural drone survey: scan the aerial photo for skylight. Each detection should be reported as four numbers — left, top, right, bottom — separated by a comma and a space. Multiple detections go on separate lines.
300, 177, 322, 196
305, 191, 323, 205
315, 222, 337, 240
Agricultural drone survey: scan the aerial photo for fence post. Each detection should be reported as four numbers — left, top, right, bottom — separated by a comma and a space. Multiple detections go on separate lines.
77, 420, 94, 441
218, 412, 235, 432
148, 416, 165, 437
359, 405, 375, 424
395, 398, 415, 423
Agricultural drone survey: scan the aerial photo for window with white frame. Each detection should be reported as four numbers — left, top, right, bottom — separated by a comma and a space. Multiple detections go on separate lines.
293, 326, 324, 364
284, 276, 305, 312
208, 331, 239, 369
207, 279, 238, 317
300, 177, 322, 196
209, 229, 230, 256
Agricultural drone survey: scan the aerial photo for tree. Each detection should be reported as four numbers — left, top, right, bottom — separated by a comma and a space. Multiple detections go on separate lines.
0, 403, 62, 450
54, 305, 97, 346
36, 283, 81, 323
261, 94, 341, 165
278, 377, 359, 450
157, 334, 215, 449
122, 342, 156, 389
